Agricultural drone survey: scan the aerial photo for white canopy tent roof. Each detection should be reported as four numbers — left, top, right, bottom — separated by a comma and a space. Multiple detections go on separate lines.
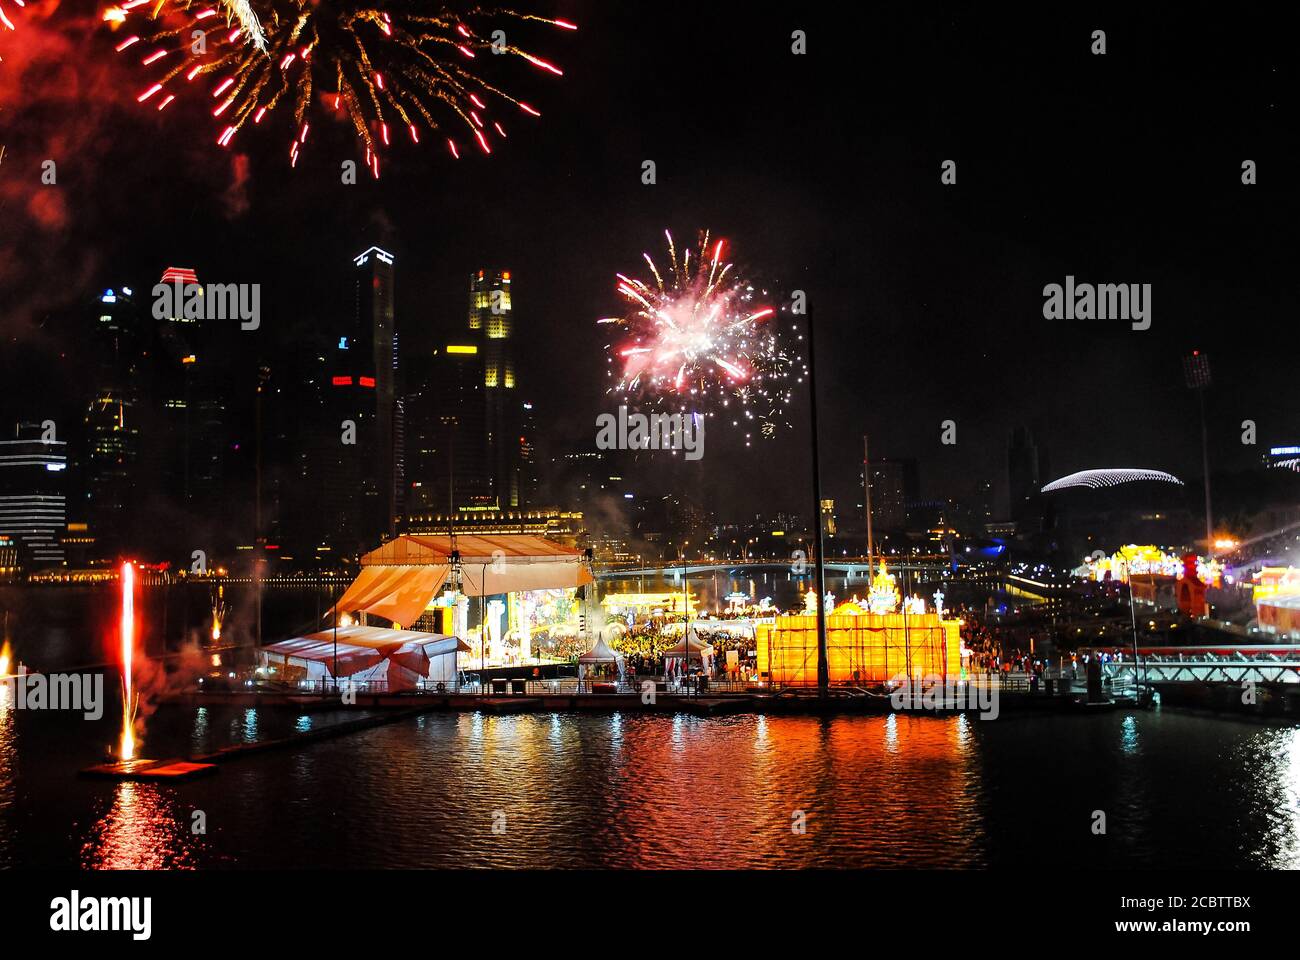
578, 634, 625, 665
662, 633, 715, 660
329, 533, 593, 628
262, 625, 471, 679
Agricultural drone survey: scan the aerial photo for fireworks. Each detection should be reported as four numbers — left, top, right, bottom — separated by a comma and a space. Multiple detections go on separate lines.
103, 0, 575, 175
602, 230, 804, 441
0, 0, 25, 32
222, 0, 267, 50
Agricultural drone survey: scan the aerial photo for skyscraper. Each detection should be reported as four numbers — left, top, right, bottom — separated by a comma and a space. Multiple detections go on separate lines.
353, 246, 398, 538
0, 421, 68, 569
84, 286, 143, 556
405, 343, 491, 518
864, 457, 917, 531
156, 267, 227, 526
1008, 426, 1042, 530
469, 269, 520, 510
519, 400, 539, 506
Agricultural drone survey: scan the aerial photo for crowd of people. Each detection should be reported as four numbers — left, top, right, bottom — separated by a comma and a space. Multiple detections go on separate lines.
961, 618, 1048, 676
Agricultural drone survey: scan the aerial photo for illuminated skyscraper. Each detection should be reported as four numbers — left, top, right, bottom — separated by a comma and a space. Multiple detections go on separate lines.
84, 286, 143, 556
352, 246, 398, 540
0, 421, 68, 569
468, 269, 520, 510
405, 344, 491, 518
863, 457, 916, 531
156, 267, 226, 522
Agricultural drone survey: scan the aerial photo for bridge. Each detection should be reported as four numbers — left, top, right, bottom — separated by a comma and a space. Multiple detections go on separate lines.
596, 559, 956, 580
1084, 645, 1300, 685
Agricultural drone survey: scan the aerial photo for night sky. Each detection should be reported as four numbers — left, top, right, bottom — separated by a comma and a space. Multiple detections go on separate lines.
2, 2, 1296, 522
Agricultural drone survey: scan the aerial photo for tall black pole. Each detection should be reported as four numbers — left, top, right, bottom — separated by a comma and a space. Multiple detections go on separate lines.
254, 370, 263, 650
1198, 389, 1213, 548
804, 303, 830, 697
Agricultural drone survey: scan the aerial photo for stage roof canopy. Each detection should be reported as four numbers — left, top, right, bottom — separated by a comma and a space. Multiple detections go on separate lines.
330, 533, 593, 628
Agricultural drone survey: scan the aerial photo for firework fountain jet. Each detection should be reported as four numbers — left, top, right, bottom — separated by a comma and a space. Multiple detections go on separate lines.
118, 562, 138, 761
82, 562, 218, 781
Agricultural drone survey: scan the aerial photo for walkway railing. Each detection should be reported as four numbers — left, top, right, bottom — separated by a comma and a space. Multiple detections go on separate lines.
266, 671, 1055, 698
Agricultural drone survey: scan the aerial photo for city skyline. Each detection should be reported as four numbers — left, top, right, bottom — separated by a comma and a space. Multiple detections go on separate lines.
3, 0, 1300, 919
4, 7, 1295, 537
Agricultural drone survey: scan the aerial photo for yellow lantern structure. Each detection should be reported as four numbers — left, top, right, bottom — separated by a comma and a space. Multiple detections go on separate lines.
756, 583, 961, 688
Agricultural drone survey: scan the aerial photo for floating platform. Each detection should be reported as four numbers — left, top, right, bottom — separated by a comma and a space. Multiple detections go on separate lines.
682, 697, 754, 717
478, 697, 543, 714
80, 758, 218, 782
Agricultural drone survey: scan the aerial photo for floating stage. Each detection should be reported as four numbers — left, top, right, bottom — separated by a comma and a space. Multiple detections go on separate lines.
80, 758, 218, 782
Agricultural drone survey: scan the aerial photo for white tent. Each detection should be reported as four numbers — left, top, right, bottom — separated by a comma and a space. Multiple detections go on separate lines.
662, 628, 714, 675
577, 633, 625, 680
261, 626, 471, 691
328, 533, 593, 628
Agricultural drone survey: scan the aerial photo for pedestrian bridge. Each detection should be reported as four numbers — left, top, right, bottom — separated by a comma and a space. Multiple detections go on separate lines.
1084, 645, 1300, 685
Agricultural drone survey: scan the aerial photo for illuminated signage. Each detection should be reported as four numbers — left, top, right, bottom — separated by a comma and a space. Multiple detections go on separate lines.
352, 246, 395, 267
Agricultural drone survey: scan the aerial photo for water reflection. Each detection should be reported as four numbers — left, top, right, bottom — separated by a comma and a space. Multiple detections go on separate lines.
1232, 726, 1300, 868
2, 706, 1298, 869
0, 682, 15, 865
191, 706, 209, 755
81, 782, 197, 870
1120, 714, 1140, 755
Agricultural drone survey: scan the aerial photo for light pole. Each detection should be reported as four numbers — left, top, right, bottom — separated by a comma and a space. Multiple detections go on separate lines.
864, 434, 874, 581
803, 301, 830, 698
1183, 351, 1213, 548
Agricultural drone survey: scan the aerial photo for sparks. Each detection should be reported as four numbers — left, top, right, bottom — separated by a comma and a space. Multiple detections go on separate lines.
0, 0, 24, 32
220, 0, 267, 51
107, 1, 576, 168
602, 230, 804, 437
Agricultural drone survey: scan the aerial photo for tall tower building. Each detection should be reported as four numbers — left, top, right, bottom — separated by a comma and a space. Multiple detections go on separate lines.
85, 286, 143, 557
352, 246, 398, 539
863, 457, 917, 531
469, 269, 519, 510
406, 342, 493, 518
0, 421, 68, 570
1008, 426, 1041, 529
519, 400, 539, 506
156, 267, 227, 526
